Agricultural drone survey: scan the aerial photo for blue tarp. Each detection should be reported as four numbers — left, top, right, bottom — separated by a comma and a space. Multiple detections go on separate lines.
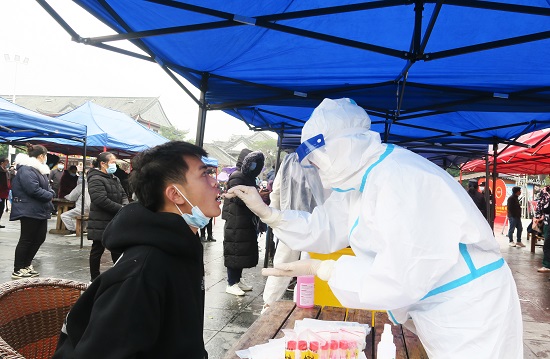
42, 1, 550, 165
49, 102, 169, 157
0, 97, 87, 141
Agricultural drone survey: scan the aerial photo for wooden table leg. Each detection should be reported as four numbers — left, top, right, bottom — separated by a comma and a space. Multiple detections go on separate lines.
49, 204, 72, 234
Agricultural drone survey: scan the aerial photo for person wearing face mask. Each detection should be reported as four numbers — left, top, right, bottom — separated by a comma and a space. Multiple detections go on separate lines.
61, 175, 91, 235
226, 98, 523, 358
53, 141, 220, 359
86, 152, 129, 281
222, 149, 265, 296
49, 160, 65, 196
58, 165, 79, 199
9, 143, 55, 279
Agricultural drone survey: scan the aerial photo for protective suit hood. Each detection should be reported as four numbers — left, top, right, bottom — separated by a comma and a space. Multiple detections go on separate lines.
300, 98, 386, 190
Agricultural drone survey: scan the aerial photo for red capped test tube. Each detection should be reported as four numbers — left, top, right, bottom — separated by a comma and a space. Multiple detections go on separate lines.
286, 340, 297, 359
329, 340, 339, 359
298, 340, 308, 359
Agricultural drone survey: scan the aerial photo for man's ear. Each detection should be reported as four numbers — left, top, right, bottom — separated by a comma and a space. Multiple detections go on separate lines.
165, 185, 186, 205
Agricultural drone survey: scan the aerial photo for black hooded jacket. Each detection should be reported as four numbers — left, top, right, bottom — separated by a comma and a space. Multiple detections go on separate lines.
87, 168, 128, 241
222, 150, 264, 268
53, 202, 208, 359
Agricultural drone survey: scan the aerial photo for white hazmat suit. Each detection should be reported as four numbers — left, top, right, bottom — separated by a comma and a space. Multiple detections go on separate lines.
227, 98, 523, 358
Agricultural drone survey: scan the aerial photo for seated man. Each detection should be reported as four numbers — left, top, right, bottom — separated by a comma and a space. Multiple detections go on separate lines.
58, 165, 79, 199
60, 177, 90, 235
527, 216, 544, 238
53, 141, 221, 358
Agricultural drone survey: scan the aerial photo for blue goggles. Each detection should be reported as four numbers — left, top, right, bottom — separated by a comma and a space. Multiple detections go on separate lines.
296, 134, 325, 163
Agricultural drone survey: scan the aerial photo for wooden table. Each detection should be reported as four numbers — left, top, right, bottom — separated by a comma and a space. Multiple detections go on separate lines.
222, 301, 427, 359
48, 198, 75, 235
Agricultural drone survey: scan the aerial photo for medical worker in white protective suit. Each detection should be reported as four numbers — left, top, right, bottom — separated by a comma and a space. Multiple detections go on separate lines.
225, 98, 523, 359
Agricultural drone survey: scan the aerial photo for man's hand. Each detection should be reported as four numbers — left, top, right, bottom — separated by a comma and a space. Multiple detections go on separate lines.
261, 259, 335, 281
225, 185, 281, 225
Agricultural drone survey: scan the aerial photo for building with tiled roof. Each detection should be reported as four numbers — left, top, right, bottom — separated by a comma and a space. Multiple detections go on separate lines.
214, 132, 274, 158
0, 95, 172, 133
202, 143, 238, 167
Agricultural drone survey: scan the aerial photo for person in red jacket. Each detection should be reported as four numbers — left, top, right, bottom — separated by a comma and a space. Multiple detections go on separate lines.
58, 165, 78, 199
0, 157, 10, 227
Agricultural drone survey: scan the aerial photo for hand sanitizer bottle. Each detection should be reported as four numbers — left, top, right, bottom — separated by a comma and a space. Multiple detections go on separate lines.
377, 324, 396, 359
296, 275, 314, 308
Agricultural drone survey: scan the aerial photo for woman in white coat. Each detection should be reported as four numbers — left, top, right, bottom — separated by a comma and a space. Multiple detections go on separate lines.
226, 98, 523, 359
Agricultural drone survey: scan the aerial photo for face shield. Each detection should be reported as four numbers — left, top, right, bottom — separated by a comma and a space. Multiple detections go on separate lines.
277, 152, 331, 212
296, 133, 333, 190
300, 162, 332, 207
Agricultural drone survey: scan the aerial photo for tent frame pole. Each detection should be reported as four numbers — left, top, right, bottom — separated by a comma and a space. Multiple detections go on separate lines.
485, 153, 491, 228
491, 143, 498, 229
80, 138, 87, 249
195, 74, 209, 147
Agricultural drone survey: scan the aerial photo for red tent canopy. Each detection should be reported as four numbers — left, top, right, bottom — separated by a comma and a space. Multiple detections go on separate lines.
462, 129, 550, 175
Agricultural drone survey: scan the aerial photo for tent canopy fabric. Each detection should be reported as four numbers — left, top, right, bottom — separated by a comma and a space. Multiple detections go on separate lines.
42, 1, 550, 165
43, 101, 169, 158
462, 129, 550, 175
0, 97, 87, 142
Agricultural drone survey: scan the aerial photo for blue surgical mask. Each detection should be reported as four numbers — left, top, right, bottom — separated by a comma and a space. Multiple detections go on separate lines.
172, 185, 210, 229
106, 163, 117, 174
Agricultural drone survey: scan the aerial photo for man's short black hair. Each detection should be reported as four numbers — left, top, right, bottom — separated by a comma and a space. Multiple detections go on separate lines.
512, 186, 521, 194
130, 141, 207, 211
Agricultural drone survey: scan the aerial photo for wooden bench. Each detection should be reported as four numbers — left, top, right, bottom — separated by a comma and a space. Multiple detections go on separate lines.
75, 215, 89, 237
527, 232, 544, 253
49, 198, 75, 235
222, 301, 428, 359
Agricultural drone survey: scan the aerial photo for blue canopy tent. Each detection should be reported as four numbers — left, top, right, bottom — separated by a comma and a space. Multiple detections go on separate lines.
36, 1, 550, 168
48, 101, 169, 158
0, 97, 86, 143
0, 97, 90, 247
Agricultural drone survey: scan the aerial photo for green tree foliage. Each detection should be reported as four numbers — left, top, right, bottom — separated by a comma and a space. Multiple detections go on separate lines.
0, 144, 24, 161
0, 145, 8, 159
159, 126, 189, 141
446, 166, 460, 178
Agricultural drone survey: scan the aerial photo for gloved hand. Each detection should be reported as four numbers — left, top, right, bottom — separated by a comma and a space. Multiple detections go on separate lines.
261, 259, 335, 281
224, 185, 282, 225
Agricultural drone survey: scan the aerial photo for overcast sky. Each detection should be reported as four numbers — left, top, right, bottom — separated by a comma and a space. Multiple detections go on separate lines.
1, 0, 267, 142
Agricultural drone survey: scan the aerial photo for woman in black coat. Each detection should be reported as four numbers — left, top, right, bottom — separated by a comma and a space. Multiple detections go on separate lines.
222, 149, 264, 296
10, 144, 55, 279
87, 152, 129, 281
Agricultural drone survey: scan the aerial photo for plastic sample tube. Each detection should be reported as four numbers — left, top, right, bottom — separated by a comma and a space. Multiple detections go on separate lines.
329, 340, 339, 359
309, 341, 320, 359
286, 340, 297, 359
347, 340, 358, 359
298, 340, 308, 359
339, 340, 349, 359
319, 340, 330, 359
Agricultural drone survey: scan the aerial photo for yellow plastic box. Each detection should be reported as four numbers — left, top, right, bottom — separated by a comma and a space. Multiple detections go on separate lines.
309, 247, 355, 307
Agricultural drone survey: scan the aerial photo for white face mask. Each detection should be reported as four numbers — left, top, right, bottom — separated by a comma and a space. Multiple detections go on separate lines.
172, 185, 211, 229
57, 164, 64, 170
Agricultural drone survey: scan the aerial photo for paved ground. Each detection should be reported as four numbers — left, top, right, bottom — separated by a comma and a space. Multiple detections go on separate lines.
0, 212, 549, 358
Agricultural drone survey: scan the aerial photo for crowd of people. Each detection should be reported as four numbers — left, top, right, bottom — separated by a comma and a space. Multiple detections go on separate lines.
2, 145, 133, 281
